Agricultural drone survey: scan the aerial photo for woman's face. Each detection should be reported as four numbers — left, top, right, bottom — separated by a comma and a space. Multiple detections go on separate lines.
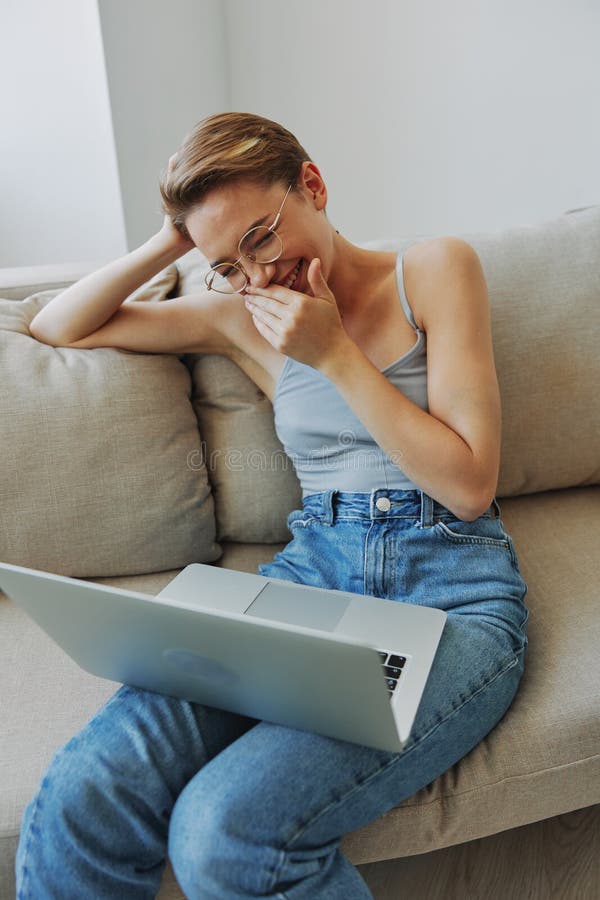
184, 165, 332, 296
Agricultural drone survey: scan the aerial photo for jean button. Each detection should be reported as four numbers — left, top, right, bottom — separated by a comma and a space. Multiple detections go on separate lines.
376, 497, 391, 512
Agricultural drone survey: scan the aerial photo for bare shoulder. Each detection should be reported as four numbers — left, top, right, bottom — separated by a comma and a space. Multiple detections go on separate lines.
403, 237, 487, 331
404, 235, 482, 274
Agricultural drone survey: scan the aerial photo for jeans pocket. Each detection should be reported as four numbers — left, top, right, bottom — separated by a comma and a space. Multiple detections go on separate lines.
433, 516, 513, 552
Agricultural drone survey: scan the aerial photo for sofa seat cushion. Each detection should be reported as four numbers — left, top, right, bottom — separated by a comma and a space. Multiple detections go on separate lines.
1, 488, 598, 893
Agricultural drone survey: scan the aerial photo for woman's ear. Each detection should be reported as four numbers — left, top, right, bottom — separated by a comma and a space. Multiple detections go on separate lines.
299, 161, 327, 211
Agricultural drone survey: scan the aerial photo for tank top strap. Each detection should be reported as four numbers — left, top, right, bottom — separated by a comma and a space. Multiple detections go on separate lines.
397, 253, 420, 332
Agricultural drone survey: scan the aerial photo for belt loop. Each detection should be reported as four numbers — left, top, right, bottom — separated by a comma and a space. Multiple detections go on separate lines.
491, 497, 502, 519
420, 490, 434, 528
321, 490, 336, 526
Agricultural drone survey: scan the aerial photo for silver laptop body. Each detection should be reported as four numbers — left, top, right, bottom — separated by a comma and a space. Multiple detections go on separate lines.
0, 561, 446, 753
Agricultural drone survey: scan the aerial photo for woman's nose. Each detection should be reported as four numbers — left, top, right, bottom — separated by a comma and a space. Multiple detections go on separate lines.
245, 261, 276, 289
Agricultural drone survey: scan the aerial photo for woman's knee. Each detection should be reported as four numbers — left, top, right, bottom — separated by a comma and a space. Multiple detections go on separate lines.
168, 777, 282, 898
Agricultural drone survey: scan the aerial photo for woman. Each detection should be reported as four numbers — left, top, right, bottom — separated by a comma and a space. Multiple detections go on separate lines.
18, 112, 529, 899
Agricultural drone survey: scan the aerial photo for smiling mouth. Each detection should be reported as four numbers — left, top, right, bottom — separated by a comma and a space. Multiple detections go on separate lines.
280, 259, 302, 290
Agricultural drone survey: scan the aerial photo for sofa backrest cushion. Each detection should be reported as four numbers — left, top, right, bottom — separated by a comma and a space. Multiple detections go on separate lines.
183, 352, 302, 543
0, 267, 220, 577
464, 205, 599, 496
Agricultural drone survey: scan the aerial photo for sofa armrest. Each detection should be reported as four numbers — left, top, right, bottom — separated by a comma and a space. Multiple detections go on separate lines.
0, 261, 104, 301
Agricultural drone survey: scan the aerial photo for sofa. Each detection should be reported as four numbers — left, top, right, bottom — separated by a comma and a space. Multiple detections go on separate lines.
1, 206, 599, 900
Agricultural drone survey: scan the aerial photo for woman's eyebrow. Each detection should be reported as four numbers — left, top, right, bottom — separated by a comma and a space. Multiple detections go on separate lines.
209, 214, 271, 267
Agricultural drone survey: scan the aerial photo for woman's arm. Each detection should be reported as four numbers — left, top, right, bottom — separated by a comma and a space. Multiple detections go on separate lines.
29, 153, 196, 346
28, 224, 194, 346
320, 239, 501, 521
244, 239, 500, 522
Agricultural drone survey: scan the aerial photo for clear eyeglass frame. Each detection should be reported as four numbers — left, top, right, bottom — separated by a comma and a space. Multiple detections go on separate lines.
204, 183, 294, 294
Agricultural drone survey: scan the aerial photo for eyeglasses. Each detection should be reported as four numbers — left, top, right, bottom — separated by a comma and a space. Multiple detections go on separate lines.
204, 184, 294, 294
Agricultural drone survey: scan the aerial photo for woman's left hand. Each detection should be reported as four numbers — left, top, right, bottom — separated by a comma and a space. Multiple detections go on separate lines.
244, 258, 350, 371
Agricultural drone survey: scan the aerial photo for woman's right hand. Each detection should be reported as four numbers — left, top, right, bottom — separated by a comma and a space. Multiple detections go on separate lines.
157, 155, 196, 255
159, 214, 196, 255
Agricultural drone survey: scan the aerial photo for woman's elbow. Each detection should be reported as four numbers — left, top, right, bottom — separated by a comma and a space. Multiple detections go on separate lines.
462, 487, 497, 521
28, 319, 71, 347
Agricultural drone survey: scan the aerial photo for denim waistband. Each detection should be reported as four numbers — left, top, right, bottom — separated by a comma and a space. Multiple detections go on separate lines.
301, 488, 501, 526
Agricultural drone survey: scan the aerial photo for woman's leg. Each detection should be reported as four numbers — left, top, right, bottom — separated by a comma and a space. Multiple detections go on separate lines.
167, 490, 528, 899
17, 489, 528, 899
168, 614, 525, 899
15, 685, 257, 899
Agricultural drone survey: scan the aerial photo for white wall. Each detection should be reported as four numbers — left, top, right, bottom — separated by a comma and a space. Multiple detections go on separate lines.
97, 0, 228, 250
0, 0, 229, 268
0, 0, 126, 268
2, 0, 599, 266
225, 0, 600, 242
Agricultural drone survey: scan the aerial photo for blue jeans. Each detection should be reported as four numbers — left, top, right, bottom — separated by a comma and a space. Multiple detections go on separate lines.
16, 489, 529, 899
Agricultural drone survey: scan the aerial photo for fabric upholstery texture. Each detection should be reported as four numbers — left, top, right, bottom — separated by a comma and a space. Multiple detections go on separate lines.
465, 210, 600, 495
0, 268, 220, 576
184, 352, 302, 543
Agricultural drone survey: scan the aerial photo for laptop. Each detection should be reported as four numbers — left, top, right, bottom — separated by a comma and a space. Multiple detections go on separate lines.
0, 560, 446, 753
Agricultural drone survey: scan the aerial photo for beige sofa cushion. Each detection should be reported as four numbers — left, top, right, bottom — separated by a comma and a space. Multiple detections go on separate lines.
466, 206, 600, 496
0, 268, 220, 577
184, 352, 302, 543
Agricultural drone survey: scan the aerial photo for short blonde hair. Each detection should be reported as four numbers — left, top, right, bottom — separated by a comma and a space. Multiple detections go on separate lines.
159, 112, 312, 237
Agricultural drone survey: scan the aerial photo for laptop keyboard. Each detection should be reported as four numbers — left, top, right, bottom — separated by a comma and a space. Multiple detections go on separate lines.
377, 651, 407, 697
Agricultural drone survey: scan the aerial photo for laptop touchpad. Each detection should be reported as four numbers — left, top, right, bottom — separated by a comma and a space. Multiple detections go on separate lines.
245, 583, 349, 632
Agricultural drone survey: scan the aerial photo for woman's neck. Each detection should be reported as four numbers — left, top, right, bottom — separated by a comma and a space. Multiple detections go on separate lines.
327, 232, 396, 322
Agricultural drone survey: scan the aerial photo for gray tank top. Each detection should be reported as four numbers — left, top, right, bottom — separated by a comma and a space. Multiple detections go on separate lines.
273, 253, 428, 497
